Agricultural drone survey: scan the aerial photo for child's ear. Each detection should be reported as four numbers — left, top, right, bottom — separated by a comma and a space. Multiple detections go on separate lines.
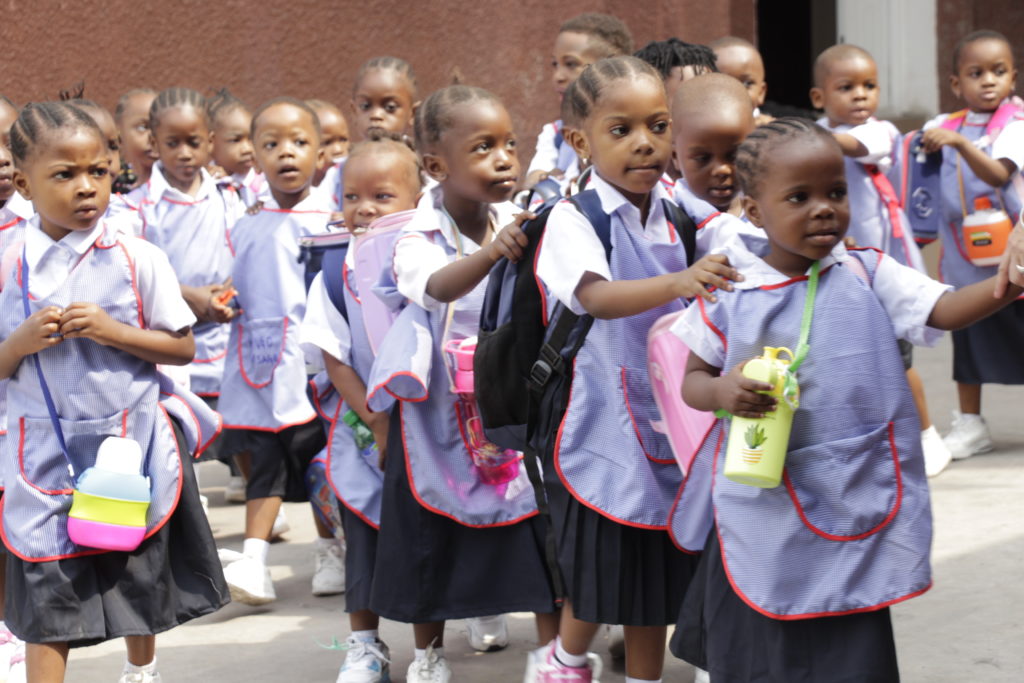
421, 152, 447, 182
741, 196, 764, 227
755, 82, 768, 108
12, 169, 31, 201
316, 146, 328, 170
949, 74, 962, 100
809, 86, 825, 110
565, 128, 589, 164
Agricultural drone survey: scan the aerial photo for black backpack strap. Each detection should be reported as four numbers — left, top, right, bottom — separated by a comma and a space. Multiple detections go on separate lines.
321, 245, 349, 322
661, 199, 698, 267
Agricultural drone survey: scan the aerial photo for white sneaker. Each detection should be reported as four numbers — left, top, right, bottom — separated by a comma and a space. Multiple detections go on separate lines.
406, 647, 451, 683
921, 425, 953, 477
465, 614, 509, 652
225, 475, 247, 504
220, 550, 276, 605
336, 635, 390, 683
532, 646, 603, 683
312, 541, 346, 596
525, 641, 603, 683
118, 671, 162, 683
271, 508, 290, 538
943, 411, 993, 460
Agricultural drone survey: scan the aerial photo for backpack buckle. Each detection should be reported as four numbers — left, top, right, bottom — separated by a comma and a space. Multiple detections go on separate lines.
529, 344, 563, 389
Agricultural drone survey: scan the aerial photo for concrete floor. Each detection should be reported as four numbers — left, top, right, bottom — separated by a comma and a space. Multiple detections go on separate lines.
65, 333, 1024, 682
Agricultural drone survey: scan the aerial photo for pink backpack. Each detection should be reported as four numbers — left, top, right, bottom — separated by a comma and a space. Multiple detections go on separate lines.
646, 311, 716, 475
351, 209, 417, 353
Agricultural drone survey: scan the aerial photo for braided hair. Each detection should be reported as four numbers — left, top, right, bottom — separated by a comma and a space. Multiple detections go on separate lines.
413, 85, 500, 149
206, 88, 249, 126
354, 56, 418, 99
635, 38, 718, 80
149, 87, 208, 130
9, 101, 103, 165
113, 88, 156, 124
734, 117, 837, 197
563, 56, 663, 125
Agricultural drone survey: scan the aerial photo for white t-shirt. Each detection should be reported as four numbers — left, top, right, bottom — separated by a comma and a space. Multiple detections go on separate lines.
300, 268, 353, 367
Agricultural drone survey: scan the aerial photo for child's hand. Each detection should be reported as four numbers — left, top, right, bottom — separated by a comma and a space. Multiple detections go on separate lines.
488, 212, 533, 263
713, 362, 777, 418
8, 306, 64, 357
368, 412, 390, 471
58, 302, 120, 345
920, 128, 966, 155
208, 280, 239, 323
246, 200, 264, 216
674, 254, 743, 303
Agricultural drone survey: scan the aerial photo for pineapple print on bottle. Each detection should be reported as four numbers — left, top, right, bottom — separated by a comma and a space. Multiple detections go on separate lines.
724, 347, 798, 488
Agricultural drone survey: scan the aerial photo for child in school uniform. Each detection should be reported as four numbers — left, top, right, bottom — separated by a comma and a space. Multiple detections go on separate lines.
919, 30, 1024, 461
669, 116, 1022, 683
300, 131, 422, 683
112, 89, 157, 196
207, 89, 262, 208
307, 99, 351, 212
365, 85, 558, 683
216, 98, 333, 605
709, 36, 774, 126
525, 13, 633, 192
810, 44, 951, 475
534, 57, 741, 683
0, 101, 227, 683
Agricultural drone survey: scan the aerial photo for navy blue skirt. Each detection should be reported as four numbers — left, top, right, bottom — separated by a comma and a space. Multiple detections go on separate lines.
670, 530, 900, 682
369, 408, 556, 623
4, 420, 229, 647
952, 298, 1024, 384
339, 505, 377, 614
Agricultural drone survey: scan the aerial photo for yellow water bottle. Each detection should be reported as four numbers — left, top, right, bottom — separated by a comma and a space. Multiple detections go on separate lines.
724, 346, 798, 488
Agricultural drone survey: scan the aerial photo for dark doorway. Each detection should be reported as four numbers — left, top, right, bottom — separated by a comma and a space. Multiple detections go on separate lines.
757, 0, 836, 118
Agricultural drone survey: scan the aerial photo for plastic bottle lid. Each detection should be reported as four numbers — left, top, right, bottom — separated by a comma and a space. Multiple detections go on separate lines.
94, 437, 144, 475
973, 196, 993, 211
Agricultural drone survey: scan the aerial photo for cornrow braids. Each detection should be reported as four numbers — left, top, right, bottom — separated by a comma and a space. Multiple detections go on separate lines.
354, 56, 419, 98
635, 38, 718, 80
0, 94, 16, 110
413, 85, 499, 149
9, 101, 102, 164
57, 81, 86, 102
207, 88, 249, 125
114, 88, 156, 123
952, 29, 1011, 73
348, 128, 423, 190
565, 55, 662, 125
559, 13, 634, 57
250, 97, 321, 139
734, 117, 836, 197
149, 87, 208, 130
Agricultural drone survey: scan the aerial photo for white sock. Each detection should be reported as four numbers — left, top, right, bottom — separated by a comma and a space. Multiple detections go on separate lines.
352, 629, 378, 642
414, 646, 444, 661
124, 657, 157, 674
625, 678, 661, 683
242, 537, 269, 563
554, 637, 587, 668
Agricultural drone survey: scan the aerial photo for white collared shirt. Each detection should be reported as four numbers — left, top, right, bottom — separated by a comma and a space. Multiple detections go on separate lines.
21, 216, 195, 333
536, 170, 676, 315
670, 233, 950, 369
392, 183, 520, 311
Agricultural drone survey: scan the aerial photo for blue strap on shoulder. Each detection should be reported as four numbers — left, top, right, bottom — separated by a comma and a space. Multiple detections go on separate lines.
320, 245, 349, 322
568, 190, 613, 259
19, 246, 75, 476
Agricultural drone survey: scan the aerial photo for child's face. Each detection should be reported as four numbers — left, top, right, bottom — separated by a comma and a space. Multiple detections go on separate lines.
0, 102, 19, 147
0, 142, 15, 203
714, 45, 768, 108
151, 105, 211, 193
673, 106, 754, 212
13, 127, 111, 241
85, 106, 122, 180
809, 55, 879, 127
570, 75, 672, 207
315, 107, 350, 166
952, 38, 1017, 113
211, 107, 255, 177
118, 92, 157, 176
742, 137, 849, 278
252, 103, 322, 208
341, 150, 419, 233
424, 100, 519, 205
551, 31, 599, 98
351, 69, 416, 138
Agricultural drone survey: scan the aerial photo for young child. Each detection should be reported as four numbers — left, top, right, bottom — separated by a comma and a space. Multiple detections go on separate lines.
634, 37, 718, 102
668, 116, 1021, 682
533, 56, 740, 683
300, 131, 422, 682
68, 98, 137, 218
919, 30, 1024, 461
709, 36, 773, 125
307, 99, 351, 212
113, 89, 157, 192
206, 89, 260, 206
216, 98, 331, 605
350, 57, 419, 141
0, 101, 227, 683
810, 43, 951, 475
365, 85, 558, 683
525, 13, 633, 191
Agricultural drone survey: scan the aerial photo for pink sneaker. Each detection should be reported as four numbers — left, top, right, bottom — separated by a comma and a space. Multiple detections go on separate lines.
533, 648, 602, 682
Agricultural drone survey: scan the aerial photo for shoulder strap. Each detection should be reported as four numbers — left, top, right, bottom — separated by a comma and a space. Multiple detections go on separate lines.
987, 99, 1024, 139
321, 246, 349, 321
567, 190, 612, 258
940, 109, 969, 131
660, 199, 698, 267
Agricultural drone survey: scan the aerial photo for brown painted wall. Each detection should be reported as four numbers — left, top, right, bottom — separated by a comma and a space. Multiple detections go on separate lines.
936, 0, 1024, 112
1, 0, 753, 165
